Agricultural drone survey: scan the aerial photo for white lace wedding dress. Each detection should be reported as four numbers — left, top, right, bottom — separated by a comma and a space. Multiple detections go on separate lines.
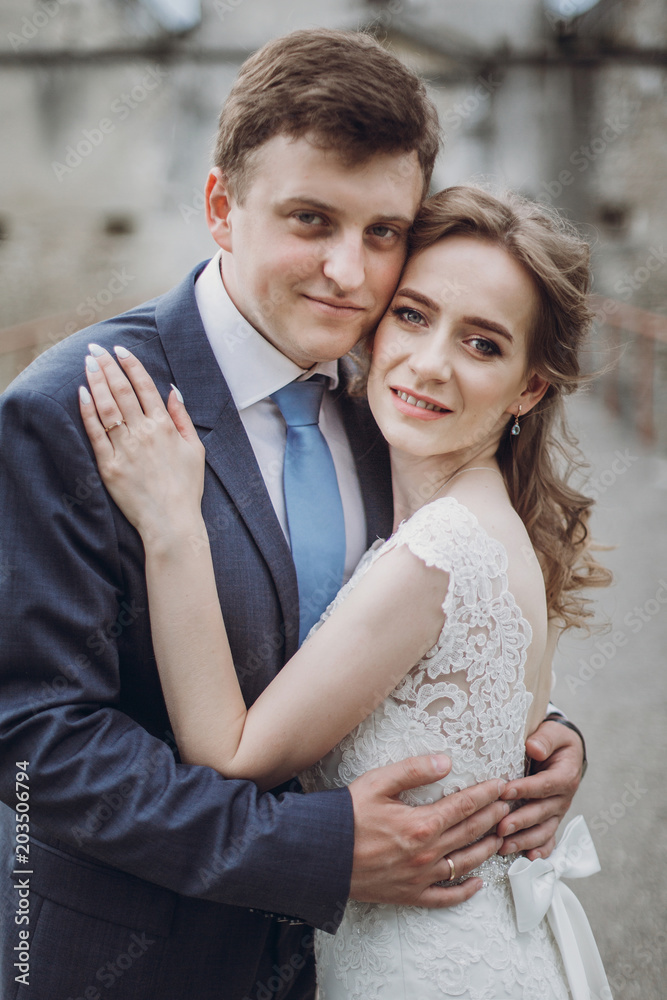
300, 496, 573, 1000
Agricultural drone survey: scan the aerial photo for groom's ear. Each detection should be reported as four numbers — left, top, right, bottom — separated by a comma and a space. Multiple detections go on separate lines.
206, 168, 233, 252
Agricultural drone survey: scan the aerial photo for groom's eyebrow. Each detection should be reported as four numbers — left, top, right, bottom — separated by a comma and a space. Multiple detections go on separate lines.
278, 196, 335, 213
278, 196, 413, 225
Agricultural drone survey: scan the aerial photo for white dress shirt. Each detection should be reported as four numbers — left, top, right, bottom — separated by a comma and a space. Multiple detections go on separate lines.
194, 251, 368, 583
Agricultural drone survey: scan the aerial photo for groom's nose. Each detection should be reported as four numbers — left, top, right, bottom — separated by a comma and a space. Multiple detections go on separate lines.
321, 230, 365, 293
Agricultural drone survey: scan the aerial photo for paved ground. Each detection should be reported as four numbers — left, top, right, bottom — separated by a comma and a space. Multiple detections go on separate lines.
550, 391, 667, 999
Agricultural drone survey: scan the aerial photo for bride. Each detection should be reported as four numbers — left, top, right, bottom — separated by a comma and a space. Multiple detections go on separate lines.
79, 186, 612, 999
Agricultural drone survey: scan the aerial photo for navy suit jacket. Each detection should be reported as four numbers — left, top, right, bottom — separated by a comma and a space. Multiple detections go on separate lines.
0, 263, 393, 1000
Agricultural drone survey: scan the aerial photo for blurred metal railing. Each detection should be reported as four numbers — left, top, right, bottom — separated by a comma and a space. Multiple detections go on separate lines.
0, 297, 144, 394
589, 295, 667, 451
1, 295, 666, 453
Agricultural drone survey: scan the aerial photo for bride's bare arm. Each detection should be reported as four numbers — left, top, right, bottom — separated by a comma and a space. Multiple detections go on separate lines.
80, 347, 449, 792
146, 532, 446, 790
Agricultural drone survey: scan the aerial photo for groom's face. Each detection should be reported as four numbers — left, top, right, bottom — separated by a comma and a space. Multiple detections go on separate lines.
206, 134, 424, 369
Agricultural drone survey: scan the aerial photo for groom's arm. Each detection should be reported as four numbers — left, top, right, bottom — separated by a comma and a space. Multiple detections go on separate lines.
0, 385, 352, 930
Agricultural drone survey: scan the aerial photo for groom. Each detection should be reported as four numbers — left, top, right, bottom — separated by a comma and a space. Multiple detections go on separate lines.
0, 29, 585, 1000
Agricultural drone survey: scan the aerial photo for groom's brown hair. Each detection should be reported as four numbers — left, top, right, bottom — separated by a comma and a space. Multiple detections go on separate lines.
214, 28, 440, 202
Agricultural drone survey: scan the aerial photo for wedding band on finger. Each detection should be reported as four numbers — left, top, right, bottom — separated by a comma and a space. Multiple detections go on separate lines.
445, 856, 456, 881
104, 419, 126, 433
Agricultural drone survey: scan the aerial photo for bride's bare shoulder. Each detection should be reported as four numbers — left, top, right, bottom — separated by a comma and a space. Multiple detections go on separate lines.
443, 473, 523, 538
443, 474, 543, 585
444, 475, 548, 655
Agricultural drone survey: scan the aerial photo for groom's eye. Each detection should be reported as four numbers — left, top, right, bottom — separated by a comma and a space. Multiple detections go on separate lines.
368, 225, 397, 240
294, 212, 326, 226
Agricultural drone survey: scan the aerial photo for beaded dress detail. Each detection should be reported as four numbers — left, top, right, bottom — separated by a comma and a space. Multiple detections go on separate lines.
300, 497, 571, 1000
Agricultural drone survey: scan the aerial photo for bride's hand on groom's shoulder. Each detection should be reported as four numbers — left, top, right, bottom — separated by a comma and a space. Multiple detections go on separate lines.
79, 345, 206, 545
496, 720, 585, 861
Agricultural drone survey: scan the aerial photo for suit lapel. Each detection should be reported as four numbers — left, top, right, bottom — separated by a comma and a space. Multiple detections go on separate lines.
202, 412, 300, 656
155, 265, 300, 648
154, 269, 393, 660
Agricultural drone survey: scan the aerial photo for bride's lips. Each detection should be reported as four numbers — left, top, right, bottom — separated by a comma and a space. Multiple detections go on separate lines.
302, 294, 365, 317
390, 386, 452, 421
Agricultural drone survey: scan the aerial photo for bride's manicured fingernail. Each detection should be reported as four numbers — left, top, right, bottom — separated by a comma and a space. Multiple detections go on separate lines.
79, 385, 91, 404
114, 345, 131, 359
170, 383, 184, 404
88, 343, 105, 357
85, 355, 99, 372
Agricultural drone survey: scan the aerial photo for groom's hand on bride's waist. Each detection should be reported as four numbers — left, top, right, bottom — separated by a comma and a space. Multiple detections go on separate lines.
495, 718, 585, 861
348, 755, 510, 908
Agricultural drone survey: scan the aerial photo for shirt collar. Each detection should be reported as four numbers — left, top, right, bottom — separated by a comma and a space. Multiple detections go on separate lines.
194, 251, 340, 411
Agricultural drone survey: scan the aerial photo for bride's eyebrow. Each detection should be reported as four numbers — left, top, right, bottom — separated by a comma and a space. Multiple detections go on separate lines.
394, 291, 514, 343
394, 288, 439, 311
462, 316, 514, 344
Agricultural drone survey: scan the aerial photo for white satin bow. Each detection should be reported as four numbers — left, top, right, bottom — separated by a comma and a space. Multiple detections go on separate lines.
508, 815, 613, 1000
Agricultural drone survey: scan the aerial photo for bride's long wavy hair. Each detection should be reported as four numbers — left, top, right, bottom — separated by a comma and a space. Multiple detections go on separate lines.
349, 185, 612, 630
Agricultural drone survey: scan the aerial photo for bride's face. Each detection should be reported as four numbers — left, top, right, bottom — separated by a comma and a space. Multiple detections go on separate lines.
367, 234, 545, 461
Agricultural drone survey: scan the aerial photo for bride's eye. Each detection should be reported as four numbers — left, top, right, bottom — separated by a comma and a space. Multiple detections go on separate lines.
469, 336, 500, 356
392, 306, 425, 326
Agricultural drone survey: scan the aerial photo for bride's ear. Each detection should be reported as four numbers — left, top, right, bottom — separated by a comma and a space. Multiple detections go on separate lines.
512, 373, 550, 417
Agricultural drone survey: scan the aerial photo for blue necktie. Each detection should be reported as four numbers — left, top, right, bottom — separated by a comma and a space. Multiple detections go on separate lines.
271, 375, 346, 644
